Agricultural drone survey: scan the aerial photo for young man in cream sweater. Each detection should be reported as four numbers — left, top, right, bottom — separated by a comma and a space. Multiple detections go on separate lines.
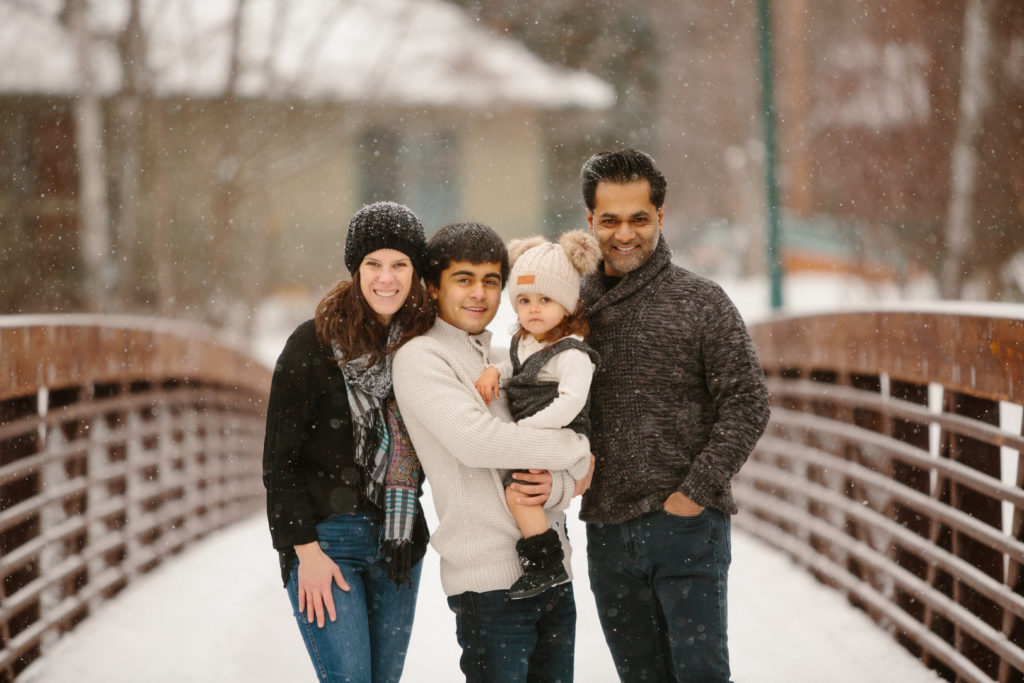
392, 221, 594, 682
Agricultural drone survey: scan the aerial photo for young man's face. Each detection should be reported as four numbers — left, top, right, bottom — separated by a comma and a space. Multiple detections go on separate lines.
587, 179, 664, 277
429, 260, 503, 334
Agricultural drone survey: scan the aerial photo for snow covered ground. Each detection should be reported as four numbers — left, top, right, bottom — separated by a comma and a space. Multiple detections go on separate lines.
21, 497, 942, 683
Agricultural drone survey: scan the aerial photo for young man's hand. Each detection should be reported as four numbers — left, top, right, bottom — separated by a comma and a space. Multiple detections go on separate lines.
508, 469, 553, 505
573, 454, 596, 497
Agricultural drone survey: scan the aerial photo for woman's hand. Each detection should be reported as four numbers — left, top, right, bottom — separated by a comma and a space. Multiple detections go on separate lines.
509, 469, 553, 505
294, 541, 350, 627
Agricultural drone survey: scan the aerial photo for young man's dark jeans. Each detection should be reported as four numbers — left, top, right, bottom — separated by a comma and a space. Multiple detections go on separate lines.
446, 583, 576, 682
587, 508, 732, 683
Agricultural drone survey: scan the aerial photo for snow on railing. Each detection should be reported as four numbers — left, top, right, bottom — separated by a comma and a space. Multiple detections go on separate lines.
0, 315, 270, 681
740, 309, 1024, 683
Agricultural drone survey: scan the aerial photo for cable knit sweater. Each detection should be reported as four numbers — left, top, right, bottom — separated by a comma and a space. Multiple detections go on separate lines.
580, 235, 770, 524
393, 318, 591, 596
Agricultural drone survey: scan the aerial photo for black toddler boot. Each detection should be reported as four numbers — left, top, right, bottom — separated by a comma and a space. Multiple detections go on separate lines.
508, 528, 569, 600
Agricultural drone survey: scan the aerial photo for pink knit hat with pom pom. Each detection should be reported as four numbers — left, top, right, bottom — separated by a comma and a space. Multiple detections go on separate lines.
507, 230, 601, 313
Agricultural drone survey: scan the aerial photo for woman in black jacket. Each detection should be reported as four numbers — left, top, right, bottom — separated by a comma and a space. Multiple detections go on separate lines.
263, 202, 434, 683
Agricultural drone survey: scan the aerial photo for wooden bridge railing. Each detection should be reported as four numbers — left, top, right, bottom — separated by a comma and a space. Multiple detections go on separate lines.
740, 308, 1024, 683
0, 315, 271, 682
5, 310, 1023, 681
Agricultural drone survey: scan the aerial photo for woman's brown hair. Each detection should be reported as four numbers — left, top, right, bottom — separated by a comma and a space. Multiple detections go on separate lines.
515, 300, 589, 344
314, 269, 435, 367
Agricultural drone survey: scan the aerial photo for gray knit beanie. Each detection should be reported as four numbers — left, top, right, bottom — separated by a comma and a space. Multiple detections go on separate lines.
344, 201, 427, 276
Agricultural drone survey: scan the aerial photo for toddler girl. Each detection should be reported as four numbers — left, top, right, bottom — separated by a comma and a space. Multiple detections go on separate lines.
475, 230, 600, 599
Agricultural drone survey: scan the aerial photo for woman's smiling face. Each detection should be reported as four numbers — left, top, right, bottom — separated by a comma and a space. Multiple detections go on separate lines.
358, 248, 414, 324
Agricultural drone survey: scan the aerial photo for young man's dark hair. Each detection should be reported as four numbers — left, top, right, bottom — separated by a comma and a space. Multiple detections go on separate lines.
579, 148, 668, 212
426, 221, 510, 286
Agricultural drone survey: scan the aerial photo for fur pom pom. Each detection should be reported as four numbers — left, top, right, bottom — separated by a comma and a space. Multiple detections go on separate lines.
507, 235, 548, 269
559, 230, 601, 275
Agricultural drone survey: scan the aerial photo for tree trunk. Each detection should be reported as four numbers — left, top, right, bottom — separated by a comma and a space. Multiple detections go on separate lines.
67, 0, 113, 310
941, 0, 995, 299
114, 0, 146, 309
207, 0, 248, 328
146, 98, 178, 318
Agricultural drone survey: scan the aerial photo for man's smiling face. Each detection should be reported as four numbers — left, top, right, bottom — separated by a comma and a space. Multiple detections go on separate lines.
430, 260, 503, 334
587, 179, 664, 277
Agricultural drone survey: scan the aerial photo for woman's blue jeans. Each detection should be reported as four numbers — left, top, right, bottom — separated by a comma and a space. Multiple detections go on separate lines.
446, 582, 576, 682
587, 508, 732, 683
286, 513, 422, 683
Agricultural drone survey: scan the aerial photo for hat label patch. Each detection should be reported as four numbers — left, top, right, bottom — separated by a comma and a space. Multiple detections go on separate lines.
517, 274, 536, 285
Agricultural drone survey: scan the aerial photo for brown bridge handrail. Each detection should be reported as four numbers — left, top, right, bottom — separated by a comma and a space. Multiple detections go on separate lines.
0, 314, 268, 401
742, 308, 1024, 683
0, 315, 271, 681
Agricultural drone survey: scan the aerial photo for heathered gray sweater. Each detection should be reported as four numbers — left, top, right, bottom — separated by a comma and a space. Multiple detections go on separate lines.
580, 235, 770, 523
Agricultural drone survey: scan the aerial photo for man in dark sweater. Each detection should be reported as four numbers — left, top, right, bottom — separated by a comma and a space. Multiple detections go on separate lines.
579, 149, 770, 682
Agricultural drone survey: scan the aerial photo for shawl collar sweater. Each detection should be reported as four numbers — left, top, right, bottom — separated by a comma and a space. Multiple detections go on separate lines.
580, 235, 770, 523
393, 318, 591, 596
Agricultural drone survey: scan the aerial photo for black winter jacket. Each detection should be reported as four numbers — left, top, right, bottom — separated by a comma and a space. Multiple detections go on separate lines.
262, 319, 428, 585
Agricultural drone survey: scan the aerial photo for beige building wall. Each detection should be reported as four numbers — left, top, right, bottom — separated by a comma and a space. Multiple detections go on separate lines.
267, 117, 359, 236
263, 124, 358, 287
460, 110, 546, 242
150, 103, 564, 300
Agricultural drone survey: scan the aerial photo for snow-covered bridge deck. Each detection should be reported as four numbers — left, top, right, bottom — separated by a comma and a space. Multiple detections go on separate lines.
21, 501, 941, 683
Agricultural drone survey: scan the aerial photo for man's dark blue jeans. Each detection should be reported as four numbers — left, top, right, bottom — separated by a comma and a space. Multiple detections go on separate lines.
587, 508, 732, 683
446, 582, 576, 682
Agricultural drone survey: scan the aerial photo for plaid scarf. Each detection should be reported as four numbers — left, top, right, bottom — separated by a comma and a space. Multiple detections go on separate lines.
333, 326, 422, 585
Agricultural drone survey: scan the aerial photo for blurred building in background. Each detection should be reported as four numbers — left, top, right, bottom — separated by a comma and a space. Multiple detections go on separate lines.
2, 0, 1023, 329
0, 0, 613, 327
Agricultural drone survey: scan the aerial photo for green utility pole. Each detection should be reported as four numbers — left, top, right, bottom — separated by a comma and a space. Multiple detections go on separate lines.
758, 0, 784, 310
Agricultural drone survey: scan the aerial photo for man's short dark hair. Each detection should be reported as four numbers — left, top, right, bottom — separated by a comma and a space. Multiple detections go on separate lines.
580, 148, 667, 211
426, 221, 510, 287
